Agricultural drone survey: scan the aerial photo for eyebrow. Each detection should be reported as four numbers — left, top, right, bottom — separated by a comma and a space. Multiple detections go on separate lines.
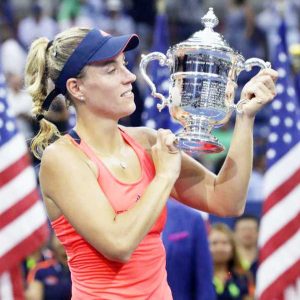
100, 60, 117, 67
96, 55, 126, 67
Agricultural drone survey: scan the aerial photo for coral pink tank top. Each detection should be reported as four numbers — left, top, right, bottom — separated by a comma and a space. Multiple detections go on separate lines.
51, 128, 172, 300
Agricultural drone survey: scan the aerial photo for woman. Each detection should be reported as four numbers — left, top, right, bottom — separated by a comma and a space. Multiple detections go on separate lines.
209, 223, 254, 300
25, 27, 277, 299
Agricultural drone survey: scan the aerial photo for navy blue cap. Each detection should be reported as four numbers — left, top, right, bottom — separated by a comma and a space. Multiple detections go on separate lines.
42, 29, 139, 111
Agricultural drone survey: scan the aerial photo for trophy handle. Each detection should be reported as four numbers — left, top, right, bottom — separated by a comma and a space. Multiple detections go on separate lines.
235, 58, 271, 114
139, 52, 171, 111
243, 58, 271, 72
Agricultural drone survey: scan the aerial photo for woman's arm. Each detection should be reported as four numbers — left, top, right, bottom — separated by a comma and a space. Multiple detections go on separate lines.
171, 69, 278, 217
40, 129, 181, 263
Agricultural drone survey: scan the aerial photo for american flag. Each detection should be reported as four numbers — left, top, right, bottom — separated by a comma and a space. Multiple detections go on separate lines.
0, 72, 49, 299
141, 12, 181, 132
256, 21, 300, 300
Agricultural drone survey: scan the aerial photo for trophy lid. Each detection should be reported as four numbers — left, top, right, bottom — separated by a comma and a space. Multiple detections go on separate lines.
174, 8, 233, 53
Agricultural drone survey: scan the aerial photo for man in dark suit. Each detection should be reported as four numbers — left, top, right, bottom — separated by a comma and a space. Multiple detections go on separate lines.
163, 200, 216, 300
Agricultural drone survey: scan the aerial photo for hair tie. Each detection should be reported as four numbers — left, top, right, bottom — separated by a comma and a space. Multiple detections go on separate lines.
46, 40, 53, 51
36, 114, 45, 121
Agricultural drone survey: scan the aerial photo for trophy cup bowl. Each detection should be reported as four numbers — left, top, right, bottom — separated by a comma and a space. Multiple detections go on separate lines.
140, 7, 271, 154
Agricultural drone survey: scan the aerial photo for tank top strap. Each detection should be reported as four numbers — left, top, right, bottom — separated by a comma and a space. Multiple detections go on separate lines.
118, 127, 153, 164
66, 129, 102, 176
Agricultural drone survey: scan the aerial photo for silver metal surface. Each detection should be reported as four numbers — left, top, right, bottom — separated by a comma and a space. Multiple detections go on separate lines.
140, 7, 271, 154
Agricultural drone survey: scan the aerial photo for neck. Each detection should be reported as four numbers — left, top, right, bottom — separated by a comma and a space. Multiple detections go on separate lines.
237, 244, 257, 262
75, 113, 125, 155
214, 263, 230, 283
214, 263, 228, 273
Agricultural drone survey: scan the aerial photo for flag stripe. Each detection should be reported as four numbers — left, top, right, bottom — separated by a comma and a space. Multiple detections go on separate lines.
257, 231, 300, 296
0, 71, 48, 295
259, 259, 300, 300
0, 134, 28, 172
0, 189, 39, 230
259, 212, 300, 262
0, 166, 37, 213
0, 153, 29, 188
0, 272, 13, 300
258, 185, 300, 246
0, 224, 48, 274
238, 20, 300, 299
263, 142, 300, 198
11, 265, 25, 300
284, 278, 300, 299
262, 167, 300, 214
0, 266, 25, 300
0, 200, 47, 257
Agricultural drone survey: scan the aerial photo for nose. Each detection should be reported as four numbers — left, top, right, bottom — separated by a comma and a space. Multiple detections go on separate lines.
122, 67, 136, 84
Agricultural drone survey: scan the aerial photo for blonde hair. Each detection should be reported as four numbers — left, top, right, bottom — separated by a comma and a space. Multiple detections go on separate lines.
24, 27, 90, 159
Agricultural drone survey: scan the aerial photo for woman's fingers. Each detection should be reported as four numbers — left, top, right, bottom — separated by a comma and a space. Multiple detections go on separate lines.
156, 129, 179, 153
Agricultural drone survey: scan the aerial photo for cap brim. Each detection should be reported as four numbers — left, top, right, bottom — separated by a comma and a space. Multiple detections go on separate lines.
88, 34, 139, 63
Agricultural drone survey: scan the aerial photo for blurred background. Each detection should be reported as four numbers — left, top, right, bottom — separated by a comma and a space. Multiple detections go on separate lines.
0, 0, 299, 299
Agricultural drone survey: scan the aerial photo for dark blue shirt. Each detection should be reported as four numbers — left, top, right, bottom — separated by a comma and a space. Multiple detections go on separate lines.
214, 271, 250, 300
31, 259, 71, 300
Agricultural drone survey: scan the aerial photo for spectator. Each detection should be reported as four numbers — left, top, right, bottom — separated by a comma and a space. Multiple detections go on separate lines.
26, 233, 71, 300
209, 223, 254, 300
18, 2, 58, 49
5, 72, 34, 140
256, 0, 300, 61
0, 0, 15, 29
163, 200, 216, 300
224, 0, 269, 104
57, 0, 95, 31
166, 0, 204, 44
234, 215, 259, 283
127, 0, 156, 51
98, 0, 135, 36
0, 23, 33, 140
0, 23, 26, 78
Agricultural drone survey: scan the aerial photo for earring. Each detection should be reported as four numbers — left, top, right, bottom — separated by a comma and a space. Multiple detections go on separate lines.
79, 96, 84, 101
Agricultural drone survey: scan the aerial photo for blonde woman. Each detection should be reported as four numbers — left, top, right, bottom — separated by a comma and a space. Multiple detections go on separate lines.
25, 27, 277, 299
209, 223, 254, 300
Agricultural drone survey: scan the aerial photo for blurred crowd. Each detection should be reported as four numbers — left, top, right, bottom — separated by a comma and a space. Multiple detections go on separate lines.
1, 0, 300, 299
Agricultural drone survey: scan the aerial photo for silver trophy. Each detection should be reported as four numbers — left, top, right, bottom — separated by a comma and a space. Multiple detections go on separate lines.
140, 8, 271, 154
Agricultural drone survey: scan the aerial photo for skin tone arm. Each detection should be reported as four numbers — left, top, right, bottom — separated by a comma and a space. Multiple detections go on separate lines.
25, 281, 43, 300
154, 69, 277, 217
40, 129, 181, 263
171, 114, 254, 216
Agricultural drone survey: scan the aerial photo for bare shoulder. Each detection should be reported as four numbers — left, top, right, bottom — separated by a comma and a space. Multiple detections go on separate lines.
40, 136, 96, 194
41, 136, 83, 172
119, 125, 157, 151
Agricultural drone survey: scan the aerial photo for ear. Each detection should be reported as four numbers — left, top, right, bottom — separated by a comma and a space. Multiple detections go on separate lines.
66, 78, 84, 101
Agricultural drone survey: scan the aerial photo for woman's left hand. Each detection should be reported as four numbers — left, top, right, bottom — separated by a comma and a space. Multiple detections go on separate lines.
239, 68, 278, 118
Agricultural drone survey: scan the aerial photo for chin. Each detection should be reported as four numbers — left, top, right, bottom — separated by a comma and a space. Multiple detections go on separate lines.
116, 106, 136, 121
124, 101, 136, 115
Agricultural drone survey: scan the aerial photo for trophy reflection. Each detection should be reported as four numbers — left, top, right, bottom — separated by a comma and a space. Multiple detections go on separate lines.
140, 7, 271, 154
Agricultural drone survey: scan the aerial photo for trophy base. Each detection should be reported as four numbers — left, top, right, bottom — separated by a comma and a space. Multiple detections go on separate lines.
176, 131, 225, 154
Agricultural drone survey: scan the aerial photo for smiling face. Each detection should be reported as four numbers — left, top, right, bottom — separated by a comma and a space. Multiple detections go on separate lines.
75, 53, 137, 120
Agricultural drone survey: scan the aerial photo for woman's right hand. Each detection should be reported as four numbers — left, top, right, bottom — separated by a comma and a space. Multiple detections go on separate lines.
151, 129, 182, 182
